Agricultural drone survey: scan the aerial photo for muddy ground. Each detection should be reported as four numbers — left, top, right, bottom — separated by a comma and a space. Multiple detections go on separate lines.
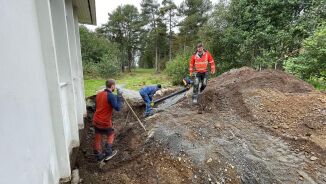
76, 67, 326, 184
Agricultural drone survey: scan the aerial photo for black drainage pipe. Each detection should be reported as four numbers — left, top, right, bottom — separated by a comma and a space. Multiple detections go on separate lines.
153, 88, 189, 105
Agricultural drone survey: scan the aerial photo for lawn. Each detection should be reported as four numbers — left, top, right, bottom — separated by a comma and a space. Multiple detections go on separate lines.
308, 78, 326, 91
84, 68, 173, 97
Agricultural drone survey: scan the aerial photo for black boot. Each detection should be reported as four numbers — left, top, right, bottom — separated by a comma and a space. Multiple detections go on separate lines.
94, 150, 105, 162
104, 143, 113, 157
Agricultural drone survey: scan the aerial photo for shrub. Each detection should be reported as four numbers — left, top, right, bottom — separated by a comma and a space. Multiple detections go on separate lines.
284, 24, 326, 79
97, 52, 120, 78
165, 51, 192, 85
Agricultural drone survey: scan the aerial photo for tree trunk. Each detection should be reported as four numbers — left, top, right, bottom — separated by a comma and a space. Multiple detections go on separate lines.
128, 50, 132, 73
121, 47, 125, 72
169, 10, 172, 62
155, 44, 158, 72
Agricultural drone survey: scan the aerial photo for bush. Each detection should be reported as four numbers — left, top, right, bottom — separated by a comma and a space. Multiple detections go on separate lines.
97, 52, 120, 78
83, 62, 99, 79
80, 25, 121, 78
165, 51, 192, 85
284, 24, 326, 79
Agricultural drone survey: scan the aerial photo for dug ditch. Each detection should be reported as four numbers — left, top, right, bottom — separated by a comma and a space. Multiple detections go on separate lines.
75, 67, 326, 184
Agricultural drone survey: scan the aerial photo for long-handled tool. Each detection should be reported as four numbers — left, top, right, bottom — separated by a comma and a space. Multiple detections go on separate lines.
122, 96, 147, 132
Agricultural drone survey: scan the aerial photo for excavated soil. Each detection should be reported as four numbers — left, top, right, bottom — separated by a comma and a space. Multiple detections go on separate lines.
76, 67, 326, 184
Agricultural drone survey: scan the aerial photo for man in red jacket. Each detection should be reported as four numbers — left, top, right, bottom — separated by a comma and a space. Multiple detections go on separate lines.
189, 42, 216, 103
93, 79, 123, 162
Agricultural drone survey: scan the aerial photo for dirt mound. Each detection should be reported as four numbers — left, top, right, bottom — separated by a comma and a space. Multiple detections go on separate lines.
196, 67, 325, 152
77, 67, 326, 184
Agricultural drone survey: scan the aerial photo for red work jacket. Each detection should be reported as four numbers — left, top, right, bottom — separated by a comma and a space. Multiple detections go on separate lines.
189, 51, 215, 73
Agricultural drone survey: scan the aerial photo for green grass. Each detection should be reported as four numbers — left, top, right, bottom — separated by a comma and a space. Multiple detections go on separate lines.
308, 78, 326, 91
84, 79, 106, 97
84, 68, 173, 97
117, 68, 172, 90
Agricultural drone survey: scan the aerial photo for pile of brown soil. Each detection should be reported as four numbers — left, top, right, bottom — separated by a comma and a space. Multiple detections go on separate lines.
76, 67, 325, 184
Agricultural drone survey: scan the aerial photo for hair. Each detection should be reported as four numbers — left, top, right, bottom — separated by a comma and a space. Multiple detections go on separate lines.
157, 84, 162, 89
197, 42, 203, 48
106, 79, 116, 88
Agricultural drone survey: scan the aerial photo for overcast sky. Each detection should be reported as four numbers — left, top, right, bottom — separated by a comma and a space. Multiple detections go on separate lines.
86, 0, 220, 30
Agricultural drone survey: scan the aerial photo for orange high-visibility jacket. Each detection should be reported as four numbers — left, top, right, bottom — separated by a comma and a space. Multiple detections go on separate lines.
189, 51, 215, 73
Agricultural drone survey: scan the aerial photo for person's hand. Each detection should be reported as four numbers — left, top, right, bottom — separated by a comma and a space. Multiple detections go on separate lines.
117, 88, 123, 97
211, 70, 215, 74
189, 72, 192, 77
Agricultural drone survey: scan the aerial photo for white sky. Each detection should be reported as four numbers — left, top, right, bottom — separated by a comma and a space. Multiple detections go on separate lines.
85, 0, 219, 30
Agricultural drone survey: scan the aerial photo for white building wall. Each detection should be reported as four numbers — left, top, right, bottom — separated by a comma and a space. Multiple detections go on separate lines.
0, 0, 60, 183
73, 8, 88, 127
0, 0, 88, 183
50, 0, 80, 152
66, 0, 85, 132
74, 8, 87, 122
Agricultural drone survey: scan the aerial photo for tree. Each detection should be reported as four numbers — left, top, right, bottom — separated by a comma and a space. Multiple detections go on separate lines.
100, 5, 142, 72
141, 0, 161, 72
198, 0, 326, 72
178, 0, 212, 48
160, 0, 178, 62
79, 26, 120, 78
284, 24, 326, 79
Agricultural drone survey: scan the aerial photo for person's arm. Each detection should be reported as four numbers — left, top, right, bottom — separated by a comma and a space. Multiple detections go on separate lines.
107, 92, 122, 111
207, 51, 215, 74
189, 55, 195, 76
148, 87, 154, 100
148, 86, 159, 101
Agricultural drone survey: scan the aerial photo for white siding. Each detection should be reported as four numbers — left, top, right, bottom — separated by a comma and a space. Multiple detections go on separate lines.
0, 0, 90, 183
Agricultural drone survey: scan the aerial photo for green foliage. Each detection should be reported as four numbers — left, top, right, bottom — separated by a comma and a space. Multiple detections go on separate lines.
284, 24, 326, 79
80, 25, 120, 78
179, 0, 212, 46
80, 26, 111, 64
138, 0, 169, 71
199, 0, 326, 73
97, 52, 120, 78
99, 5, 142, 72
165, 51, 192, 85
81, 0, 325, 85
307, 78, 326, 91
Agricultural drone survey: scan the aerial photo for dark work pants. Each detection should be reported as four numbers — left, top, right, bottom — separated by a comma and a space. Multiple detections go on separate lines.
193, 72, 208, 99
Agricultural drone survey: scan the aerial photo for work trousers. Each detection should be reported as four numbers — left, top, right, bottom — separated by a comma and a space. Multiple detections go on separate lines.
140, 93, 152, 116
93, 126, 115, 153
193, 72, 208, 99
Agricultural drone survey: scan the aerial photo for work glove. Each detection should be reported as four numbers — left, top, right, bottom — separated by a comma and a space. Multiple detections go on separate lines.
117, 88, 123, 97
150, 101, 155, 107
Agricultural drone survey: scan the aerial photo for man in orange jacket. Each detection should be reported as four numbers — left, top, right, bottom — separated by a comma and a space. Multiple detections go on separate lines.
189, 42, 216, 103
93, 79, 123, 162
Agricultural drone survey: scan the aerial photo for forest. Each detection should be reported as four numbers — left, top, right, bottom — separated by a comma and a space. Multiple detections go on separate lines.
80, 0, 325, 87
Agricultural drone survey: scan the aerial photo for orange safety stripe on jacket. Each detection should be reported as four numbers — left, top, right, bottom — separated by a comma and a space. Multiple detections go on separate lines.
189, 51, 215, 73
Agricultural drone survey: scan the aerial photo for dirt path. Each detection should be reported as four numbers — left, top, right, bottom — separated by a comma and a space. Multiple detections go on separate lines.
77, 67, 325, 184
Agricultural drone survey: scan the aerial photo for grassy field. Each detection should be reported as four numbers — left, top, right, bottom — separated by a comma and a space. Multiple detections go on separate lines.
84, 68, 173, 97
308, 78, 326, 91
